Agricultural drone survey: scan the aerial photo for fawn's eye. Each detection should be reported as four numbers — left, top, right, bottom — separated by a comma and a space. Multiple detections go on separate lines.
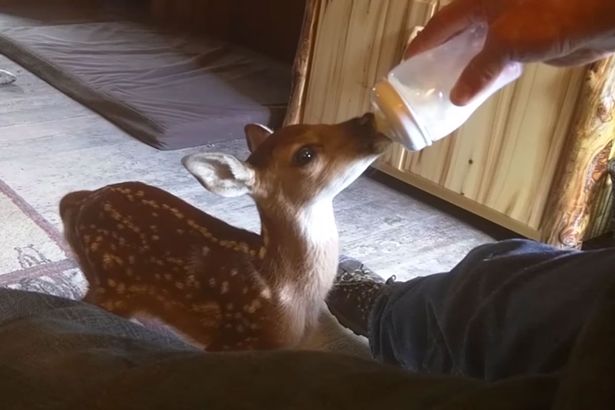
293, 146, 317, 166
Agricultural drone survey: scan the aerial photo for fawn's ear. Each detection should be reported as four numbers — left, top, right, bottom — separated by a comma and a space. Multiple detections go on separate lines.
182, 153, 255, 197
244, 123, 273, 153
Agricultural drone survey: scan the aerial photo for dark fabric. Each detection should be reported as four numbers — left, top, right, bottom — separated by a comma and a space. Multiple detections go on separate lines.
0, 288, 553, 410
1, 238, 615, 408
0, 10, 290, 150
369, 239, 615, 381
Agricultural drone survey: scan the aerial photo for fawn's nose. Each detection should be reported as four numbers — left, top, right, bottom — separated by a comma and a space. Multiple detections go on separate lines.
356, 113, 376, 129
346, 112, 391, 153
343, 113, 374, 136
348, 113, 380, 140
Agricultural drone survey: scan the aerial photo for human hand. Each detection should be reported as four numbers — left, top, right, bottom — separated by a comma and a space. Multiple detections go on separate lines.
405, 0, 615, 105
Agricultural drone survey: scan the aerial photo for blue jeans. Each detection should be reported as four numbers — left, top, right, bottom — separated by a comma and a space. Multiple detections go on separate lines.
369, 239, 615, 381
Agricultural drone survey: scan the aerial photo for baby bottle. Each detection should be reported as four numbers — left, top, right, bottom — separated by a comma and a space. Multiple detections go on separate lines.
371, 24, 523, 151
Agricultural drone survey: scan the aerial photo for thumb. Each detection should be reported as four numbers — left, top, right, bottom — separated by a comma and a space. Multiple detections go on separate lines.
450, 46, 508, 106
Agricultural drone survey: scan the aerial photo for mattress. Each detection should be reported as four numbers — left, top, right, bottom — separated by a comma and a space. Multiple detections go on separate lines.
0, 6, 291, 150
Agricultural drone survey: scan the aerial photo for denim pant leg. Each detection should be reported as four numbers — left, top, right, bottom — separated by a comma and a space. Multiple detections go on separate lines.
368, 239, 615, 381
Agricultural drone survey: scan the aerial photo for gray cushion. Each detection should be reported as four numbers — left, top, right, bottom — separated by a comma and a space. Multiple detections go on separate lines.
0, 18, 291, 150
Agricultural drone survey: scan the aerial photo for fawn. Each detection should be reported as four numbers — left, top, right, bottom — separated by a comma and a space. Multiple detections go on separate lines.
59, 113, 389, 351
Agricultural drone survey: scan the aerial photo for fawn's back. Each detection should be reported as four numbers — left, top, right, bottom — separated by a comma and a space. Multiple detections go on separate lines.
61, 183, 281, 350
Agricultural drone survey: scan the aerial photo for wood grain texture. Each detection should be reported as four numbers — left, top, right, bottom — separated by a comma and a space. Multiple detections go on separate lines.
540, 58, 615, 247
395, 64, 585, 230
584, 143, 614, 240
299, 0, 615, 243
284, 0, 320, 126
302, 0, 438, 124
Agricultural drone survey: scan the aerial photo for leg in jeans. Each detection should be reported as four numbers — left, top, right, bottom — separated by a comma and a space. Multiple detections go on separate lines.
329, 239, 615, 381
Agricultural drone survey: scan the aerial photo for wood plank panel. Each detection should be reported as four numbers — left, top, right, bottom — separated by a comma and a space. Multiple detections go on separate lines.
397, 64, 585, 229
302, 0, 439, 124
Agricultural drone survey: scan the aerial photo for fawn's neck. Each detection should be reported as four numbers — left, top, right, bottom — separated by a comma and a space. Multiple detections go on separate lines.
257, 200, 339, 329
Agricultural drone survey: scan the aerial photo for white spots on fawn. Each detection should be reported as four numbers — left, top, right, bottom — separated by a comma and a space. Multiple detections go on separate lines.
175, 282, 185, 290
103, 253, 114, 269
191, 303, 219, 314
209, 278, 216, 288
128, 255, 136, 265
230, 269, 238, 277
149, 256, 162, 265
226, 303, 234, 311
163, 203, 185, 219
202, 246, 210, 256
107, 279, 116, 288
242, 287, 248, 295
128, 284, 146, 293
258, 247, 266, 259
260, 287, 272, 300
166, 257, 184, 265
236, 324, 245, 333
141, 199, 160, 209
187, 219, 219, 244
221, 281, 229, 294
186, 275, 201, 289
164, 274, 173, 281
152, 235, 160, 241
244, 299, 262, 314
117, 283, 126, 294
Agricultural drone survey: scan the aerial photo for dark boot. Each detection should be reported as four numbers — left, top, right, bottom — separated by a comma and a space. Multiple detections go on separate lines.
326, 256, 395, 337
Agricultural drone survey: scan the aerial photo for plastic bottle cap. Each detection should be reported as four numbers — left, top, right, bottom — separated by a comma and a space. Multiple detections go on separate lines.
372, 80, 431, 151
